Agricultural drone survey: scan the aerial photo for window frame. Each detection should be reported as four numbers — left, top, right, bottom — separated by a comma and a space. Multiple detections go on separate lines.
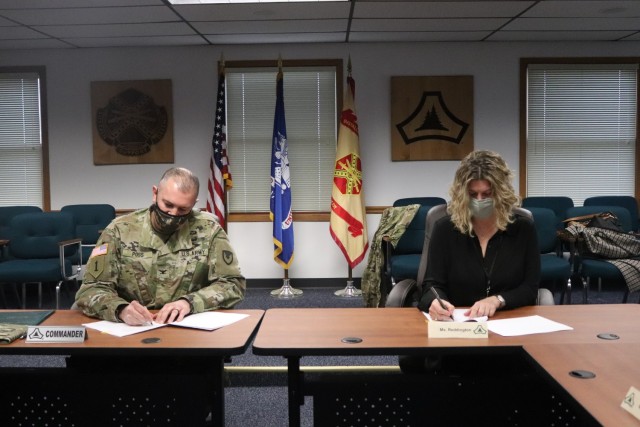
225, 59, 343, 223
519, 57, 640, 202
0, 66, 50, 210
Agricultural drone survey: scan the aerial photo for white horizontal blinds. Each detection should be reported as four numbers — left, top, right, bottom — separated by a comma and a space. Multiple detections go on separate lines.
226, 66, 336, 213
527, 64, 637, 206
0, 72, 43, 208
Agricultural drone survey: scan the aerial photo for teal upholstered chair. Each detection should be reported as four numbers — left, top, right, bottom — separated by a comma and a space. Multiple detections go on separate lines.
564, 205, 633, 303
61, 204, 116, 264
0, 212, 81, 309
380, 197, 446, 305
584, 196, 639, 232
0, 206, 43, 260
522, 196, 574, 230
386, 204, 447, 307
527, 207, 571, 304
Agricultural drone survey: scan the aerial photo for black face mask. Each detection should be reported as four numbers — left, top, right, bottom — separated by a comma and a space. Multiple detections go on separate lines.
150, 203, 190, 235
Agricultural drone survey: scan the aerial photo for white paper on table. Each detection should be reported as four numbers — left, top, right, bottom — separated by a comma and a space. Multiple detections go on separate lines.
169, 311, 249, 331
487, 315, 573, 337
83, 311, 249, 337
83, 320, 165, 337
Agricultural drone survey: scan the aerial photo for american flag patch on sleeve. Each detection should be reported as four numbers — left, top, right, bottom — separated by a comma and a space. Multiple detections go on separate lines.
90, 244, 108, 258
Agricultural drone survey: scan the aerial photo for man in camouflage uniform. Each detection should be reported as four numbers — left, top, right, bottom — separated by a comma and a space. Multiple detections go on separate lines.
75, 167, 246, 325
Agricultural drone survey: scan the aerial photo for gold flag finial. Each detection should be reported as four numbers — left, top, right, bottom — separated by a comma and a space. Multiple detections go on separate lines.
277, 54, 283, 71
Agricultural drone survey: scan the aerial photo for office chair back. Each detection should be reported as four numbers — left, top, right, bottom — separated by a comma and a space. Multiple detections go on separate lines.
526, 207, 558, 254
522, 196, 574, 230
391, 197, 446, 256
385, 204, 447, 307
0, 212, 81, 308
61, 204, 116, 263
8, 212, 76, 260
0, 206, 43, 240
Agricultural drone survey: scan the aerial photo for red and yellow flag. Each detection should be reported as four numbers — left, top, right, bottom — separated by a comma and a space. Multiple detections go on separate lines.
330, 69, 368, 268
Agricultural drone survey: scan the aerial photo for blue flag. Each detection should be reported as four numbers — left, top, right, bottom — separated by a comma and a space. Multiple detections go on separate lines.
270, 69, 294, 268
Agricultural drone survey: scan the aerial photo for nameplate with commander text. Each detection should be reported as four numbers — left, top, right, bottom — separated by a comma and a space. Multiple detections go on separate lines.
428, 320, 488, 339
26, 326, 87, 343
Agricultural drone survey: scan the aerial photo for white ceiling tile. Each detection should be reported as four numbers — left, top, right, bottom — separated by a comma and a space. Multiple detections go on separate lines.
0, 6, 178, 26
0, 16, 18, 26
194, 19, 347, 34
353, 1, 535, 19
0, 0, 164, 8
205, 32, 346, 44
506, 17, 640, 31
349, 31, 491, 42
175, 2, 350, 21
623, 32, 640, 41
351, 18, 508, 32
0, 38, 73, 49
0, 25, 48, 39
36, 23, 196, 38
0, 1, 639, 50
488, 30, 635, 42
64, 35, 208, 48
523, 1, 640, 18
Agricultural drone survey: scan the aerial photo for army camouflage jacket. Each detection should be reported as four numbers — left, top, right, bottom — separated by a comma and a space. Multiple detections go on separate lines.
75, 208, 246, 322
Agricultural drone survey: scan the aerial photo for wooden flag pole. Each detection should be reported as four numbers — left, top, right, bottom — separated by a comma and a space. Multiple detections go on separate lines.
334, 265, 362, 298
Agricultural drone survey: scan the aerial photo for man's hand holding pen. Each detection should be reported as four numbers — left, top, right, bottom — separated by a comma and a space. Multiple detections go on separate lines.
117, 299, 189, 326
118, 300, 154, 326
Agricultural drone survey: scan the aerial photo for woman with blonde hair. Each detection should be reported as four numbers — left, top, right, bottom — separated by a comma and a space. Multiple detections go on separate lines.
418, 150, 540, 320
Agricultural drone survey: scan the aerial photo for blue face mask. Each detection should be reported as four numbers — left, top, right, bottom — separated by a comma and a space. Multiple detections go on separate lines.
469, 198, 494, 219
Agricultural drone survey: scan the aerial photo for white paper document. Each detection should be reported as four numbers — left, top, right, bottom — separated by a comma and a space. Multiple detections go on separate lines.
487, 315, 573, 337
83, 311, 249, 337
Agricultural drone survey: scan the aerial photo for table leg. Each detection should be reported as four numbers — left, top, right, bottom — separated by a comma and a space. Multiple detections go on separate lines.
211, 356, 225, 427
287, 356, 302, 427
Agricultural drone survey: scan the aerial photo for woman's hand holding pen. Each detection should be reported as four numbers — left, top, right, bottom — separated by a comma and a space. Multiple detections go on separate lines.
429, 298, 454, 321
429, 286, 454, 320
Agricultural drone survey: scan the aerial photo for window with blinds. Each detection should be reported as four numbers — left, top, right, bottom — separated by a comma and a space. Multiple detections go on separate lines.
526, 63, 638, 206
0, 70, 44, 208
226, 64, 337, 214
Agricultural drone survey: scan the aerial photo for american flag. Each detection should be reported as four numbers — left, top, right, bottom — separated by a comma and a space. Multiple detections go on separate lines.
206, 69, 232, 229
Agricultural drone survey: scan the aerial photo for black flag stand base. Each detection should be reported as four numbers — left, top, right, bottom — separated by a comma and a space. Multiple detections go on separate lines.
334, 266, 362, 298
271, 270, 303, 298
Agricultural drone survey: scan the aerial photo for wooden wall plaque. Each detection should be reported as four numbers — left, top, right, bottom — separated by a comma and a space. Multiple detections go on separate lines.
391, 76, 473, 161
91, 79, 174, 165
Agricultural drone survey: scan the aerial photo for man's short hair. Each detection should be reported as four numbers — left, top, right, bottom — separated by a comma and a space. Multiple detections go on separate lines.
159, 167, 200, 195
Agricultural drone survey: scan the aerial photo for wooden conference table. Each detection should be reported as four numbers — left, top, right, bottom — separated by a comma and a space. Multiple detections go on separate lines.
252, 305, 640, 426
0, 309, 264, 427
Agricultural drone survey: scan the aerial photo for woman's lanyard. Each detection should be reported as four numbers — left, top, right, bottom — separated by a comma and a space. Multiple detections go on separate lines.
483, 234, 503, 297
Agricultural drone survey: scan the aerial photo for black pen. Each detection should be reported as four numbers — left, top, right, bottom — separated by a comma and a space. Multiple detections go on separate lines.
430, 286, 448, 312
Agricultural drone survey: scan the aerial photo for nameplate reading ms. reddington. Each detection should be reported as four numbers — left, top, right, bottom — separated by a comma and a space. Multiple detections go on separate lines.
26, 326, 87, 343
428, 320, 488, 339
